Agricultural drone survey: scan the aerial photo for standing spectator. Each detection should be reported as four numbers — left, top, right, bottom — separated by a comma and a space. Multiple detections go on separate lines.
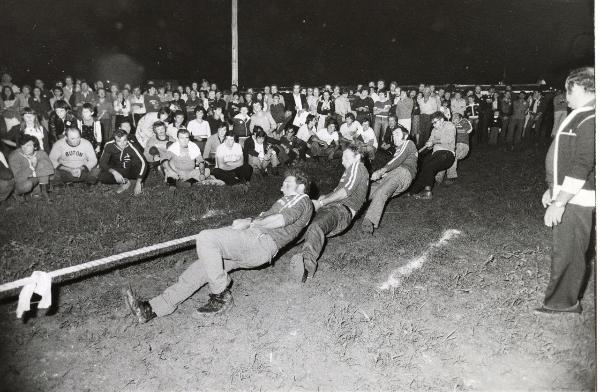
464, 95, 480, 145
307, 87, 320, 114
372, 90, 391, 144
130, 86, 146, 127
0, 150, 14, 203
113, 90, 132, 130
551, 89, 568, 137
8, 135, 54, 200
362, 126, 417, 234
269, 93, 287, 136
538, 67, 595, 314
212, 130, 252, 186
77, 103, 102, 153
352, 88, 373, 125
226, 92, 242, 121
395, 90, 413, 132
478, 93, 493, 144
450, 91, 466, 116
417, 88, 438, 148
98, 129, 147, 195
157, 85, 172, 104
49, 127, 99, 185
233, 105, 251, 138
334, 89, 352, 125
499, 92, 512, 141
73, 81, 97, 112
144, 84, 162, 113
410, 90, 421, 143
408, 111, 456, 199
289, 145, 369, 282
63, 76, 75, 105
524, 90, 544, 145
96, 88, 114, 144
505, 92, 528, 150
488, 110, 502, 146
186, 90, 202, 120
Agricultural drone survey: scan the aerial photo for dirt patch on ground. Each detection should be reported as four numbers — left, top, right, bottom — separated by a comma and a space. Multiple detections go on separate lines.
0, 146, 595, 391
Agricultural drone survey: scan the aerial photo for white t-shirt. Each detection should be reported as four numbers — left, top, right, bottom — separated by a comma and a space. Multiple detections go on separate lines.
296, 124, 315, 143
339, 121, 361, 140
187, 119, 211, 139
215, 143, 243, 168
130, 95, 146, 114
316, 128, 339, 146
357, 127, 378, 148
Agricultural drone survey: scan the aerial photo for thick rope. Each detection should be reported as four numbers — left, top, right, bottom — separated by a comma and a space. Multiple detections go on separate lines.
0, 234, 199, 294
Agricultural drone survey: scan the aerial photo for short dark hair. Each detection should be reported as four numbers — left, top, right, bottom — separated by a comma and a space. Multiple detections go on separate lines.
158, 107, 171, 118
565, 66, 594, 93
345, 112, 355, 121
53, 99, 70, 111
177, 128, 190, 138
431, 111, 446, 122
19, 134, 38, 147
152, 121, 166, 131
114, 129, 128, 139
284, 168, 310, 189
388, 114, 398, 123
306, 114, 316, 124
173, 110, 185, 118
81, 102, 95, 112
343, 143, 361, 157
195, 106, 206, 116
254, 128, 267, 138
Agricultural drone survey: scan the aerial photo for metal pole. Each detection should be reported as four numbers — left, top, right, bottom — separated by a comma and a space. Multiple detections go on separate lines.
232, 0, 238, 86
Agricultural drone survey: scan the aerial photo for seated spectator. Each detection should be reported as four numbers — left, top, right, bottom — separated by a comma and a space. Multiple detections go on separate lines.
243, 127, 279, 176
316, 90, 336, 130
163, 129, 207, 190
408, 111, 456, 199
232, 105, 251, 138
77, 103, 102, 153
3, 107, 51, 153
96, 88, 114, 144
311, 121, 341, 161
250, 101, 277, 138
1, 85, 21, 132
118, 119, 145, 153
269, 93, 287, 133
208, 106, 225, 134
98, 129, 147, 195
73, 81, 97, 111
49, 127, 99, 185
203, 121, 228, 165
339, 112, 362, 148
144, 84, 162, 113
113, 90, 132, 130
450, 91, 466, 116
334, 89, 352, 125
356, 118, 378, 161
0, 150, 14, 203
8, 135, 54, 200
28, 86, 51, 128
226, 92, 242, 120
186, 106, 211, 153
136, 107, 171, 147
211, 130, 252, 186
296, 114, 318, 160
279, 127, 303, 165
185, 90, 202, 120
167, 110, 187, 140
144, 121, 175, 171
48, 99, 77, 142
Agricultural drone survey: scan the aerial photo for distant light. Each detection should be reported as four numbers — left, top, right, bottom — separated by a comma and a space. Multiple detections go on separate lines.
302, 19, 306, 23
391, 37, 397, 43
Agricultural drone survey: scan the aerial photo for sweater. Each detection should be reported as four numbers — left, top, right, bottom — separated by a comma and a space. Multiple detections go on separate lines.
544, 102, 595, 207
8, 149, 54, 182
99, 140, 147, 179
428, 122, 456, 154
49, 137, 98, 170
395, 98, 413, 119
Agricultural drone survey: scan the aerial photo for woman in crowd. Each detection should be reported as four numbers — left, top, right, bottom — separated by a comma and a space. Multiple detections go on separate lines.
78, 103, 102, 152
28, 86, 51, 128
2, 107, 51, 153
212, 129, 253, 186
307, 87, 320, 115
8, 134, 54, 200
1, 85, 21, 132
249, 101, 277, 138
410, 90, 421, 143
316, 90, 335, 130
48, 99, 77, 142
243, 127, 279, 176
17, 84, 31, 111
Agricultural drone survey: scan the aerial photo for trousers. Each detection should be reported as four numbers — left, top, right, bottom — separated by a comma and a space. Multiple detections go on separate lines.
543, 204, 594, 310
364, 166, 413, 227
150, 227, 278, 317
411, 150, 454, 193
301, 204, 353, 265
212, 164, 253, 185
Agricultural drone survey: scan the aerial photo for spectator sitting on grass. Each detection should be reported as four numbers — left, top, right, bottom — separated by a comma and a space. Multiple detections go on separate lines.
211, 129, 252, 186
163, 129, 208, 190
355, 118, 378, 161
186, 106, 211, 153
243, 127, 279, 176
232, 105, 251, 138
339, 112, 362, 149
311, 120, 341, 161
8, 134, 54, 200
269, 93, 286, 136
144, 121, 174, 174
295, 114, 318, 161
250, 101, 277, 139
48, 99, 77, 142
98, 129, 147, 195
167, 110, 187, 141
2, 107, 51, 153
136, 107, 171, 148
0, 150, 14, 203
202, 121, 227, 166
49, 127, 99, 186
77, 103, 102, 153
125, 168, 313, 321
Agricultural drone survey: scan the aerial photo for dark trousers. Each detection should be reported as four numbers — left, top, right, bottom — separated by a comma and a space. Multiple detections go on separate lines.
133, 113, 145, 128
411, 150, 454, 193
98, 167, 142, 184
418, 114, 432, 149
505, 118, 524, 146
301, 204, 353, 264
524, 113, 543, 144
212, 164, 253, 185
544, 204, 594, 309
52, 167, 100, 184
478, 112, 491, 144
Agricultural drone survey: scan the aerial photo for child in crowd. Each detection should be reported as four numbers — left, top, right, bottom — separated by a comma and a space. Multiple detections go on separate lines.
488, 109, 502, 146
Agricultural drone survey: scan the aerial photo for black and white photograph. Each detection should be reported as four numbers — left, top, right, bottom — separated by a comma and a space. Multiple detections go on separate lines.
0, 0, 596, 390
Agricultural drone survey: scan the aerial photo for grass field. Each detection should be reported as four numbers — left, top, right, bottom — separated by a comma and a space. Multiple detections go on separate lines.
0, 145, 595, 391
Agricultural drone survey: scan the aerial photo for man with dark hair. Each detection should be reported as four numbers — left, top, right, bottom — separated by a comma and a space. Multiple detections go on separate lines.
352, 88, 374, 125
212, 130, 252, 186
48, 99, 77, 142
126, 169, 314, 321
98, 129, 147, 195
289, 144, 369, 282
538, 67, 595, 314
163, 129, 207, 190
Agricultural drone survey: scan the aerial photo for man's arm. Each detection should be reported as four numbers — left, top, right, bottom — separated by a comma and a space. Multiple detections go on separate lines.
251, 214, 286, 229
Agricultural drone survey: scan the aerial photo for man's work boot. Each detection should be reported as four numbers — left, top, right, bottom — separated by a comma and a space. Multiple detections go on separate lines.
125, 288, 156, 323
196, 289, 234, 314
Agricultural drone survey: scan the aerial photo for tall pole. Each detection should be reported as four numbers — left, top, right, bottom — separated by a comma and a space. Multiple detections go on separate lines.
231, 0, 238, 86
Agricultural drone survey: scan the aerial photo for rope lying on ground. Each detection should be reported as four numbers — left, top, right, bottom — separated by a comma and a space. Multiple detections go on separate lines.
0, 233, 200, 295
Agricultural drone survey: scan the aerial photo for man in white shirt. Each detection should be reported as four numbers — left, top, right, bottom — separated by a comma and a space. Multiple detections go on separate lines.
356, 118, 378, 161
130, 86, 147, 127
311, 121, 341, 160
211, 130, 253, 186
339, 113, 362, 148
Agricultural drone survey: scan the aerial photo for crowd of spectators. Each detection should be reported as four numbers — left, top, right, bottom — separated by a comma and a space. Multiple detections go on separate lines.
0, 72, 561, 203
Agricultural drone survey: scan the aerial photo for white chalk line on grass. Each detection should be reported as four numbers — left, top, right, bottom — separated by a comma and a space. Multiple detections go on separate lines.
379, 229, 462, 290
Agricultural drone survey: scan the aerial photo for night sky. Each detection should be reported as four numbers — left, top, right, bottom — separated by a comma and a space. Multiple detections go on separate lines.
0, 0, 594, 89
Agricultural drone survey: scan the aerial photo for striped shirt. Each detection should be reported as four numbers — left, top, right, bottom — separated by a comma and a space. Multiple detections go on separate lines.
258, 193, 314, 248
333, 161, 369, 215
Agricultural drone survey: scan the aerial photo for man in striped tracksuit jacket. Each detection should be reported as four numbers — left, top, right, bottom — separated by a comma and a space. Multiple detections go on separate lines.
98, 129, 148, 195
538, 67, 595, 314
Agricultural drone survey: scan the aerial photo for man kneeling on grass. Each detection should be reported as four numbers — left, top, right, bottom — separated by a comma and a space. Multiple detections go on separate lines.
289, 145, 369, 282
361, 126, 417, 234
126, 168, 313, 321
98, 129, 147, 195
